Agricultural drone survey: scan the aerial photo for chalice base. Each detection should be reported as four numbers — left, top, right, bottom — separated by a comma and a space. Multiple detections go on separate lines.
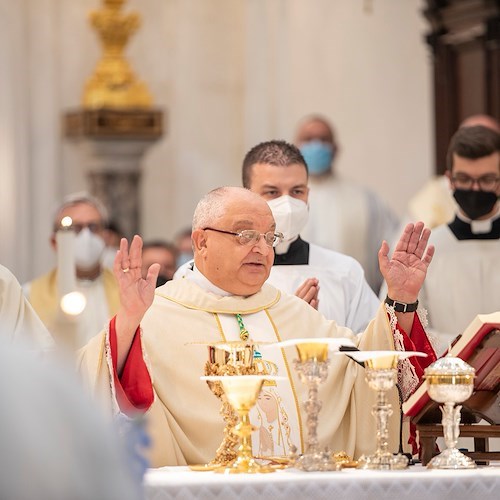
294, 451, 341, 472
427, 447, 477, 469
188, 463, 220, 472
215, 456, 274, 474
358, 452, 408, 470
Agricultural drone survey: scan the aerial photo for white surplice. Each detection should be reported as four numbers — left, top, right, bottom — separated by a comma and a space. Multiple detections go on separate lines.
419, 223, 500, 354
268, 243, 379, 333
0, 264, 53, 351
302, 175, 399, 293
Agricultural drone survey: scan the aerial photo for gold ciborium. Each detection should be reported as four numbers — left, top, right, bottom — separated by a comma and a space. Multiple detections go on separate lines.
189, 341, 259, 469
201, 375, 281, 474
266, 338, 356, 471
424, 356, 476, 469
341, 350, 427, 470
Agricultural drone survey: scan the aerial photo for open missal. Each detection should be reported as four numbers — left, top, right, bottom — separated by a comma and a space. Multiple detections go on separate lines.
403, 311, 500, 420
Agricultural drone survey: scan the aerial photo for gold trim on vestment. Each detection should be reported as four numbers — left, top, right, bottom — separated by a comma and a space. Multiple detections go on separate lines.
213, 313, 226, 342
104, 326, 119, 413
265, 309, 305, 454
97, 332, 105, 390
155, 291, 281, 315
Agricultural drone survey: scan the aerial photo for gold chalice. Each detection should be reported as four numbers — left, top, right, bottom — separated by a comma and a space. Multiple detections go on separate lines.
424, 356, 476, 469
265, 337, 356, 471
188, 341, 260, 470
339, 350, 427, 470
201, 375, 282, 473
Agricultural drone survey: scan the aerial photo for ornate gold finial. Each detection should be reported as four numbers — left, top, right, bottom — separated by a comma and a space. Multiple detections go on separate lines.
83, 0, 153, 109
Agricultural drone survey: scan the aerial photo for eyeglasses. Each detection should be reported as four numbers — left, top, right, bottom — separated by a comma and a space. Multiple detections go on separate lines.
451, 173, 500, 191
203, 227, 284, 248
58, 222, 104, 234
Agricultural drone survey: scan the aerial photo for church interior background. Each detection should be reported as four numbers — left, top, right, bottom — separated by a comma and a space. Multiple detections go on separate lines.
1, 0, 434, 282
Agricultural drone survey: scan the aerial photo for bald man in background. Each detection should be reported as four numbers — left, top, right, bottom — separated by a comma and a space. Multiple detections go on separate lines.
295, 115, 399, 294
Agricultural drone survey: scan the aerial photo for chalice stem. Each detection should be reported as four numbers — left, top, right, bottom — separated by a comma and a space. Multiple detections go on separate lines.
237, 411, 254, 461
441, 402, 461, 449
305, 380, 321, 452
374, 390, 391, 455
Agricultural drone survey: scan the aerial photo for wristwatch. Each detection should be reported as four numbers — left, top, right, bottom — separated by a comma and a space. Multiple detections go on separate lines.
384, 295, 419, 313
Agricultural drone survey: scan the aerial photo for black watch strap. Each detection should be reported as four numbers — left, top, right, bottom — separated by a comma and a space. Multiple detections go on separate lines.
384, 295, 419, 313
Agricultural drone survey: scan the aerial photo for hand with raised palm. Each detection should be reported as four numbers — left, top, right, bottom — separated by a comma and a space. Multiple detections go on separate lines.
113, 235, 160, 373
378, 222, 435, 304
114, 235, 159, 323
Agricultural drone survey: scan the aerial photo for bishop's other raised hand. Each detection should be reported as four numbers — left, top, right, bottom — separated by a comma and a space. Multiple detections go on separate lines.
378, 222, 435, 304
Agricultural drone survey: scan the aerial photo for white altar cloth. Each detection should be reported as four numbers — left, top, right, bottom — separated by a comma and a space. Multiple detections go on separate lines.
144, 465, 500, 500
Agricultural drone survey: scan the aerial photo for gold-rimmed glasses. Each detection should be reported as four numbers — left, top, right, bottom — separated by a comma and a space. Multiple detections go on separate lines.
203, 228, 284, 248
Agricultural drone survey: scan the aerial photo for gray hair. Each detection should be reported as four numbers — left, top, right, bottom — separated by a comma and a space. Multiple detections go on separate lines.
52, 192, 109, 232
192, 187, 232, 230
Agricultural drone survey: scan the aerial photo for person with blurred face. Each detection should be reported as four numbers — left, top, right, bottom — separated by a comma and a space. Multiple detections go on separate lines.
0, 340, 141, 500
241, 140, 379, 332
23, 193, 120, 352
295, 115, 399, 294
174, 227, 194, 268
78, 186, 437, 467
419, 125, 500, 354
101, 220, 125, 269
141, 240, 178, 287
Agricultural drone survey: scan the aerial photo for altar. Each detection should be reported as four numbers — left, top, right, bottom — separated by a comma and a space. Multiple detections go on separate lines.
144, 465, 500, 500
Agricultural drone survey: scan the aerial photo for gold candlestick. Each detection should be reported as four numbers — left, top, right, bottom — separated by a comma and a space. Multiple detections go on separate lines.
56, 217, 87, 317
201, 375, 281, 474
424, 356, 476, 469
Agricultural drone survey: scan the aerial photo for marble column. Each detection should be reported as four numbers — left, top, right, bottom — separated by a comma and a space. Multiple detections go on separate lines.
64, 108, 163, 239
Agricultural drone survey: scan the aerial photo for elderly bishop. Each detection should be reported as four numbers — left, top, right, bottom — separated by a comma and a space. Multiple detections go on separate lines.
78, 187, 436, 467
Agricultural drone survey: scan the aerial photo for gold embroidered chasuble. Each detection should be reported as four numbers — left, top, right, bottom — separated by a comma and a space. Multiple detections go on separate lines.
78, 279, 403, 468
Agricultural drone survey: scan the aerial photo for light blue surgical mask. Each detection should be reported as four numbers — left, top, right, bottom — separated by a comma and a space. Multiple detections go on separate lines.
300, 140, 334, 175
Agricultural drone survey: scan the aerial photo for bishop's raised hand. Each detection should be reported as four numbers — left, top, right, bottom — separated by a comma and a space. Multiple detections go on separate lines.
378, 222, 435, 304
113, 235, 160, 323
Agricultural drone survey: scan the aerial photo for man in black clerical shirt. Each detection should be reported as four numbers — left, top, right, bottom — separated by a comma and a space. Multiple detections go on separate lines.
419, 125, 500, 354
241, 140, 379, 332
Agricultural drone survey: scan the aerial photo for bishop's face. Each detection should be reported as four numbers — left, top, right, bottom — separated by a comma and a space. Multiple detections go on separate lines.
194, 196, 276, 296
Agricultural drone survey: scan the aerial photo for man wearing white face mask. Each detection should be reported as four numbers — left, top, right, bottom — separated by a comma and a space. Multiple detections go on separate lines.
241, 140, 380, 332
23, 193, 120, 352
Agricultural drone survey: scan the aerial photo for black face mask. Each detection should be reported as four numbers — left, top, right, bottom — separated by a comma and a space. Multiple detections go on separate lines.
453, 189, 498, 220
156, 275, 170, 288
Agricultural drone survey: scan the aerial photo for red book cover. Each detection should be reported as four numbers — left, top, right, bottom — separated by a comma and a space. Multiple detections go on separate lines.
403, 311, 500, 418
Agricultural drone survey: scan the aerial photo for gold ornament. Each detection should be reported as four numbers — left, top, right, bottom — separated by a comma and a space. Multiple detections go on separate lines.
83, 0, 152, 109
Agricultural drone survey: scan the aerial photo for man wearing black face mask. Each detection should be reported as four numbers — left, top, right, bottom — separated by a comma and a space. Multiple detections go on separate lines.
419, 125, 500, 354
